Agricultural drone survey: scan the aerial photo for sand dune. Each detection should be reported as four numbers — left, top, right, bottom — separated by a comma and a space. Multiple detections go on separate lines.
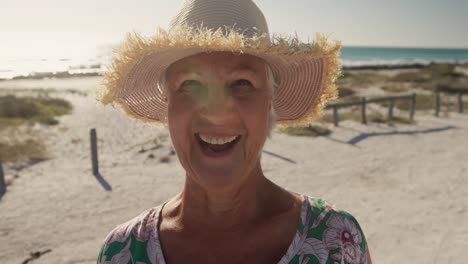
0, 77, 467, 263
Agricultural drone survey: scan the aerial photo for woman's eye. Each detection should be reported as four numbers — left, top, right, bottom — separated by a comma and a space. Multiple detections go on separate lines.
178, 79, 207, 98
180, 80, 202, 88
232, 79, 253, 87
228, 79, 256, 98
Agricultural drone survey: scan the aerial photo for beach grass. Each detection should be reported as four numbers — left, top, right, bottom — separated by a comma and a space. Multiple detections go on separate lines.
0, 117, 25, 127
381, 84, 410, 93
338, 71, 389, 88
389, 64, 468, 89
0, 95, 72, 125
375, 93, 466, 112
337, 87, 356, 97
367, 113, 415, 125
426, 63, 465, 78
0, 139, 47, 163
319, 111, 415, 125
319, 112, 361, 123
332, 95, 362, 105
391, 71, 431, 83
0, 94, 69, 163
376, 94, 434, 111
280, 125, 332, 137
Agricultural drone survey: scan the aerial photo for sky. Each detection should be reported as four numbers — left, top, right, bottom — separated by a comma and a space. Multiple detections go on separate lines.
1, 0, 468, 60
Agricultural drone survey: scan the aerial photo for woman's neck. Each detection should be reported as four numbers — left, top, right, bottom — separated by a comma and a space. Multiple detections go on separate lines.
167, 162, 283, 231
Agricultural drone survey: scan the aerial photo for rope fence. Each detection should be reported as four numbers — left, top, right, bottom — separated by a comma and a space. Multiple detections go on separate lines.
434, 85, 467, 117
326, 86, 467, 127
326, 94, 416, 127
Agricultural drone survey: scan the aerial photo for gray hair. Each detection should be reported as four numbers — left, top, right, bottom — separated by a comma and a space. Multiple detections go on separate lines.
265, 64, 277, 136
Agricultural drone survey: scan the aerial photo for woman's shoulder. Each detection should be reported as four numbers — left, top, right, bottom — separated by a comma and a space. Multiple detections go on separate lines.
97, 206, 165, 264
280, 194, 368, 264
303, 195, 366, 234
102, 206, 159, 243
301, 195, 364, 229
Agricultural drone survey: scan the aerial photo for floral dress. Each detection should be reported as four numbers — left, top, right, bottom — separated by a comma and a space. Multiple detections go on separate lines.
97, 195, 368, 264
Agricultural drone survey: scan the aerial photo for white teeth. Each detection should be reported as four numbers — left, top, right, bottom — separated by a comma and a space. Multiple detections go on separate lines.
199, 134, 239, 145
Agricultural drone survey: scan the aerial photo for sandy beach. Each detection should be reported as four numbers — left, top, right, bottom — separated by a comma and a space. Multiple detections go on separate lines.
0, 73, 467, 263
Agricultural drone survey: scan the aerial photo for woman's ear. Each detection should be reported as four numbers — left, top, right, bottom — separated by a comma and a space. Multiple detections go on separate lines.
267, 101, 276, 138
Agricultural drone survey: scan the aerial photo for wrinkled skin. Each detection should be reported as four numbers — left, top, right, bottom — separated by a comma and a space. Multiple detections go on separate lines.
166, 52, 272, 192
160, 52, 372, 264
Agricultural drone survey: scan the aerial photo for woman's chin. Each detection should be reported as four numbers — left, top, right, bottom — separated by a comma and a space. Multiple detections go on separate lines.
190, 162, 247, 190
189, 149, 249, 190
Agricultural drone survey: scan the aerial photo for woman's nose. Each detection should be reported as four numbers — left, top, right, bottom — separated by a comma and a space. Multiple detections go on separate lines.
198, 85, 235, 119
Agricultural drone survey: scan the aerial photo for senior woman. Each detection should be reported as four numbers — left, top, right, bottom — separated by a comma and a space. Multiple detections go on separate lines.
97, 0, 371, 263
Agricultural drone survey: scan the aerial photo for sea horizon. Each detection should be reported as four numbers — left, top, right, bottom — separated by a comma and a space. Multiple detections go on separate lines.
2, 45, 468, 80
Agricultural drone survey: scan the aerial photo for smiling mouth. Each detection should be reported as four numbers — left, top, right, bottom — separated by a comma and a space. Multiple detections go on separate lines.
195, 133, 241, 155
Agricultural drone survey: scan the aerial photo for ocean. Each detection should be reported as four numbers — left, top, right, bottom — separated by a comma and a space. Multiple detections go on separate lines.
341, 46, 468, 68
1, 46, 468, 80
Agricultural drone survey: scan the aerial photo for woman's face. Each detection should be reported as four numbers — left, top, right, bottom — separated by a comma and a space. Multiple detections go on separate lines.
166, 52, 272, 190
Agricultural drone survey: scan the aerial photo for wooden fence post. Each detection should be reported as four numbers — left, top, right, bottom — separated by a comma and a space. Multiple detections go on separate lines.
434, 92, 440, 117
458, 93, 464, 113
388, 99, 394, 121
0, 162, 5, 198
361, 97, 367, 124
333, 106, 339, 127
409, 93, 416, 120
90, 129, 99, 175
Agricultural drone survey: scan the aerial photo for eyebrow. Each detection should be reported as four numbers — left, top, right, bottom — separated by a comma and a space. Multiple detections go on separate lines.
226, 64, 261, 75
172, 68, 203, 77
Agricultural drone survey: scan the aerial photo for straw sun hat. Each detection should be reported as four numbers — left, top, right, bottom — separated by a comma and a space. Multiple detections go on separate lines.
98, 0, 341, 126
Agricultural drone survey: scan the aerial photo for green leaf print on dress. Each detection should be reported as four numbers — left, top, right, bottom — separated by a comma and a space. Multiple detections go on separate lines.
97, 195, 367, 264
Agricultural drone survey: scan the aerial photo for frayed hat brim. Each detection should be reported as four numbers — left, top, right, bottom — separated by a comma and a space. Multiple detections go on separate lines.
97, 26, 341, 127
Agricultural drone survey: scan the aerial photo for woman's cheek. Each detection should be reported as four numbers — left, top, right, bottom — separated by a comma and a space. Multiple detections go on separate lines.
238, 96, 269, 124
170, 93, 196, 117
168, 95, 196, 151
236, 97, 270, 152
